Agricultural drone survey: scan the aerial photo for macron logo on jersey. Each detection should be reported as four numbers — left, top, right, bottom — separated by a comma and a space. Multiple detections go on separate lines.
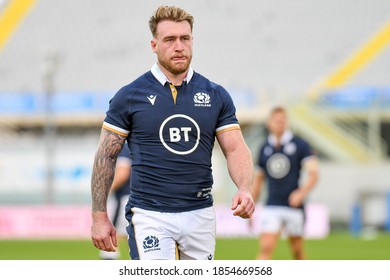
147, 95, 157, 105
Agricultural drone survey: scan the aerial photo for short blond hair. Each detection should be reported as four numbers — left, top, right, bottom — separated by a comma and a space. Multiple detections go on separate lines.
268, 106, 288, 121
149, 6, 194, 37
270, 106, 287, 116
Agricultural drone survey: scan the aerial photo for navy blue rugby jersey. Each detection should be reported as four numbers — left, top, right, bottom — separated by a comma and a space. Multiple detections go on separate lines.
103, 63, 240, 212
256, 130, 314, 208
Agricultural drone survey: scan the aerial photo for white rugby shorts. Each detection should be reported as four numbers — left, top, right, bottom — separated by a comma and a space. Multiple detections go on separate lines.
127, 206, 216, 260
260, 206, 305, 237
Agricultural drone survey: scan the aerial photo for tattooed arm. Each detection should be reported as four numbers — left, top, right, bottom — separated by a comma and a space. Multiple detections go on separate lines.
91, 128, 126, 252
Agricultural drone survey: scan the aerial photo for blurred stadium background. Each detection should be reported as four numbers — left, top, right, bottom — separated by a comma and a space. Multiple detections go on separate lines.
0, 0, 390, 259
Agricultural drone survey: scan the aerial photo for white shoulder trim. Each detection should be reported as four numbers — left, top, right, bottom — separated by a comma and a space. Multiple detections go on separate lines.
103, 122, 130, 136
216, 123, 240, 133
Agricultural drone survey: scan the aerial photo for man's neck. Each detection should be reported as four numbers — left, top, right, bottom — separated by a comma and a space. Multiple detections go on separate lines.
159, 65, 188, 86
268, 129, 293, 147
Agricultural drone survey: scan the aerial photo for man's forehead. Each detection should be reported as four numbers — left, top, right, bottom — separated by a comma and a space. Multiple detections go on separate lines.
155, 20, 192, 37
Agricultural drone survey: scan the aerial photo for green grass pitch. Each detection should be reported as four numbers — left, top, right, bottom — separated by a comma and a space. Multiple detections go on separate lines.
0, 232, 389, 260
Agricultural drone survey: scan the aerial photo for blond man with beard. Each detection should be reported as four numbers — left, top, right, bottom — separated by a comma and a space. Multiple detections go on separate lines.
91, 6, 255, 260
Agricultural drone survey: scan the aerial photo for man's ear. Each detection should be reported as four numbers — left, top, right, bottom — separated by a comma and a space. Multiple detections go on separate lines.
151, 39, 157, 53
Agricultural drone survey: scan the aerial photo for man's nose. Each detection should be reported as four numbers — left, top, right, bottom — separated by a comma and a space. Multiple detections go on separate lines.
173, 39, 184, 51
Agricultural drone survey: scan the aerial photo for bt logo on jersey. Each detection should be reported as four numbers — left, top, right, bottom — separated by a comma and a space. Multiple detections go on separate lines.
159, 114, 200, 155
169, 127, 191, 142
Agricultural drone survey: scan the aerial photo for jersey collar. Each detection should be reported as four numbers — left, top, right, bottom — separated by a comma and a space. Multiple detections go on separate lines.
151, 62, 194, 86
268, 129, 293, 147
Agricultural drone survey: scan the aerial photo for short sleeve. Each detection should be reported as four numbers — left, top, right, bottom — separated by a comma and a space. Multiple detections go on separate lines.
215, 85, 240, 134
103, 86, 132, 136
300, 139, 315, 161
257, 145, 267, 170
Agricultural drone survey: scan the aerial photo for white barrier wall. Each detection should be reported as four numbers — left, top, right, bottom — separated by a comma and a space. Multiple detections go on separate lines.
310, 161, 390, 223
0, 203, 328, 239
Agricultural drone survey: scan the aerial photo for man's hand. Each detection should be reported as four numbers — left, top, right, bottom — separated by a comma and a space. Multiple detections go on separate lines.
91, 211, 118, 252
288, 189, 305, 208
231, 189, 255, 219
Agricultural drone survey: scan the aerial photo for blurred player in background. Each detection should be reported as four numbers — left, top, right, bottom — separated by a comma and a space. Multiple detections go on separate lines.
91, 5, 255, 260
99, 144, 131, 260
252, 106, 319, 260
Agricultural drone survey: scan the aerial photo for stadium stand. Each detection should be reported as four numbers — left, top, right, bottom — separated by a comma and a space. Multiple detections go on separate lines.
1, 0, 389, 141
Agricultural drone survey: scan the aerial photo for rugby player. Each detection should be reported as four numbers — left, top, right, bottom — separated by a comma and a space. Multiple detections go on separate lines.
91, 6, 255, 260
252, 106, 319, 260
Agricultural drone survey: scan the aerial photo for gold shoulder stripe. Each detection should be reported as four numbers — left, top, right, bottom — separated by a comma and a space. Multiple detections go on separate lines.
102, 124, 129, 137
216, 126, 241, 135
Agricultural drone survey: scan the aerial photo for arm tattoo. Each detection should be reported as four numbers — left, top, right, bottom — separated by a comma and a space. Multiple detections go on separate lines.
91, 129, 126, 212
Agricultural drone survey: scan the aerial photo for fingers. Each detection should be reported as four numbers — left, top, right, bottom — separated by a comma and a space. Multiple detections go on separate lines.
288, 191, 303, 208
91, 225, 117, 252
232, 195, 255, 219
231, 195, 239, 211
233, 203, 255, 218
92, 236, 117, 252
111, 229, 118, 248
